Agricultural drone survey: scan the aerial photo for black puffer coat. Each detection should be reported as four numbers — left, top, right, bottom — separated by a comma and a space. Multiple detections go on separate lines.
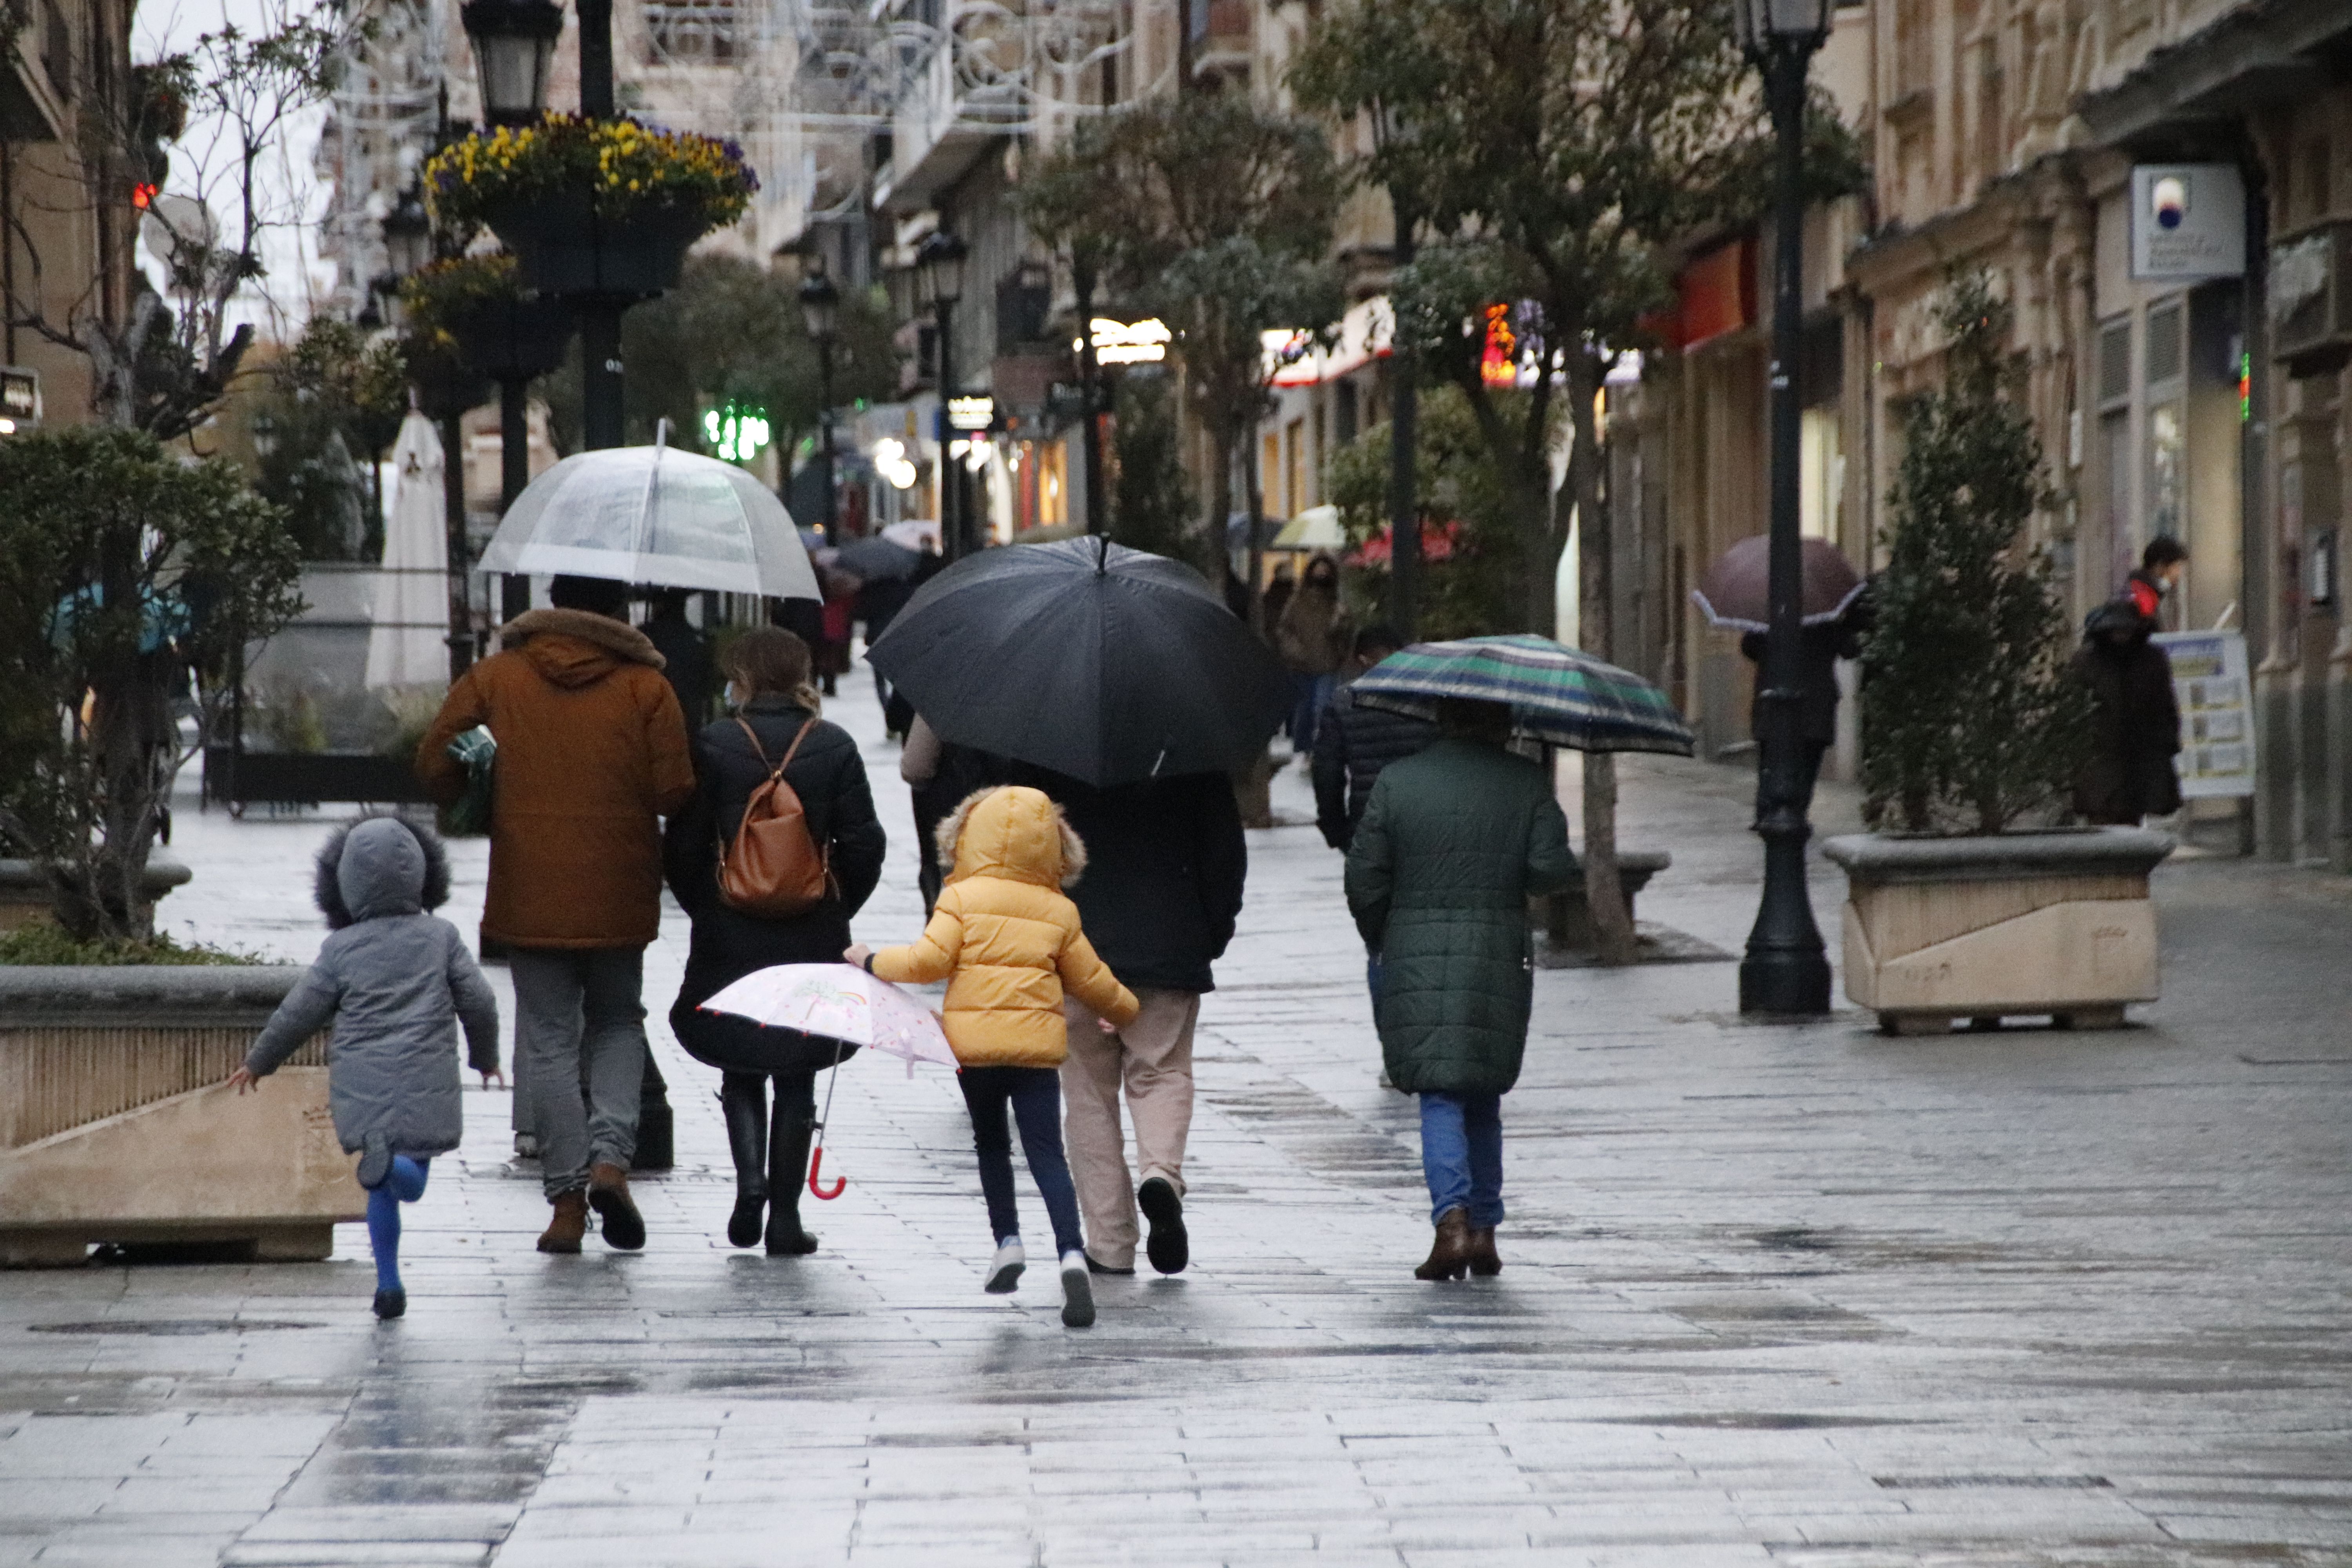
2072, 612, 2182, 824
662, 698, 887, 1073
995, 765, 1247, 995
1312, 682, 1439, 850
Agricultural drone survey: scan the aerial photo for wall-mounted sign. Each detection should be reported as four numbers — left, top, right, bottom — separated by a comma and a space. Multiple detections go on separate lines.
947, 395, 996, 432
1088, 317, 1172, 365
2131, 165, 2245, 280
2153, 630, 2255, 799
0, 365, 38, 432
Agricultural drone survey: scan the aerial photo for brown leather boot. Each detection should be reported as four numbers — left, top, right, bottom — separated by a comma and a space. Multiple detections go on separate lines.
1468, 1227, 1502, 1277
1414, 1207, 1472, 1281
587, 1161, 647, 1251
538, 1190, 588, 1254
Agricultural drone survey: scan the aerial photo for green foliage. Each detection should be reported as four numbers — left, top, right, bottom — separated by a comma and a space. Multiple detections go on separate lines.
424, 115, 757, 233
1108, 373, 1198, 568
1323, 383, 1526, 641
252, 316, 407, 560
0, 428, 302, 937
1860, 274, 2089, 836
0, 925, 264, 967
541, 254, 897, 457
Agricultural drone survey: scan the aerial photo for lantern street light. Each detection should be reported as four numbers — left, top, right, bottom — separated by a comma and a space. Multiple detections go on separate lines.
916, 229, 969, 557
1372, 98, 1423, 641
1734, 0, 1835, 1016
459, 0, 562, 127
799, 262, 841, 534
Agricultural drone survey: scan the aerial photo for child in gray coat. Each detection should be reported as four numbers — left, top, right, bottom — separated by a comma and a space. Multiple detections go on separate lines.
230, 817, 501, 1320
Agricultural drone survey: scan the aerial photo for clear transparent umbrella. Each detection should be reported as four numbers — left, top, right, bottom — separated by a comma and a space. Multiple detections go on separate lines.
478, 434, 821, 600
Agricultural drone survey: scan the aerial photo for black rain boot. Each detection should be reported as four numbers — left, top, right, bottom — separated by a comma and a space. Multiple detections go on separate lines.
632, 1054, 675, 1172
719, 1074, 769, 1249
765, 1098, 820, 1256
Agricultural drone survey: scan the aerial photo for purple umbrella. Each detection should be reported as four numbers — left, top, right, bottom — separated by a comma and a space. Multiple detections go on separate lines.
1691, 535, 1865, 633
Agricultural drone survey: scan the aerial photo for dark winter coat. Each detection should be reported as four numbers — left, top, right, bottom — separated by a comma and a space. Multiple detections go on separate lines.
2072, 620, 2182, 824
995, 765, 1248, 995
662, 697, 888, 1074
1312, 681, 1439, 851
640, 609, 716, 728
1344, 738, 1577, 1096
1740, 619, 1864, 745
244, 817, 500, 1158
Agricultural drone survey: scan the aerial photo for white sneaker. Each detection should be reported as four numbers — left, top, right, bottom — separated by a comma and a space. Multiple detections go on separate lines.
1060, 1251, 1096, 1328
984, 1237, 1025, 1294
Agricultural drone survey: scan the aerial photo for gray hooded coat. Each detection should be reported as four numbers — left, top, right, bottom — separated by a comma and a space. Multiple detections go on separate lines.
245, 817, 501, 1158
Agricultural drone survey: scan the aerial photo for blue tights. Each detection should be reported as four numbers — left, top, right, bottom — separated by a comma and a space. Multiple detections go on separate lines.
364, 1156, 430, 1292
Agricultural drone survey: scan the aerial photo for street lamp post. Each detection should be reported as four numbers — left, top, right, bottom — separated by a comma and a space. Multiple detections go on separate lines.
799, 263, 840, 534
1074, 259, 1107, 537
1374, 102, 1420, 641
1735, 0, 1834, 1016
916, 230, 968, 558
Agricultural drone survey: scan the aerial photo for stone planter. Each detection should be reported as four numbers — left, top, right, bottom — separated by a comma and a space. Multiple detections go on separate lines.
448, 294, 575, 380
0, 965, 361, 1267
0, 853, 190, 933
1821, 828, 2174, 1035
487, 194, 702, 298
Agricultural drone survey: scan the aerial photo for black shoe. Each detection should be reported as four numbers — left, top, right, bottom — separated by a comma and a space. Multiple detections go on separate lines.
1085, 1253, 1135, 1277
719, 1076, 769, 1249
372, 1287, 406, 1321
1137, 1176, 1189, 1275
727, 1194, 766, 1249
356, 1132, 392, 1191
765, 1102, 819, 1255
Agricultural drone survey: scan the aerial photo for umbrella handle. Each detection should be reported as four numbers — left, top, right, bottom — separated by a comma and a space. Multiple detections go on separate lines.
808, 1144, 846, 1200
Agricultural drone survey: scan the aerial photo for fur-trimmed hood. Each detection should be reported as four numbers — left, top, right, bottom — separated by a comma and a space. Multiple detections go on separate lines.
314, 814, 452, 928
499, 608, 666, 690
936, 786, 1086, 889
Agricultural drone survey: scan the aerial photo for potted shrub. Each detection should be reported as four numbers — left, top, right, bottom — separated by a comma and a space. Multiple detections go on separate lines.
423, 114, 757, 297
1823, 274, 2171, 1034
399, 251, 575, 381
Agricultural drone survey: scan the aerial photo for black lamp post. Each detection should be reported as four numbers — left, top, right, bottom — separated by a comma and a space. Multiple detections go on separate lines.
459, 0, 563, 127
916, 229, 968, 557
799, 262, 840, 534
1735, 0, 1834, 1016
1073, 253, 1107, 536
1373, 100, 1421, 641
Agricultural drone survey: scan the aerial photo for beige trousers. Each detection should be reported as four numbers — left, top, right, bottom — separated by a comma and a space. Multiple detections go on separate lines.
1060, 987, 1200, 1269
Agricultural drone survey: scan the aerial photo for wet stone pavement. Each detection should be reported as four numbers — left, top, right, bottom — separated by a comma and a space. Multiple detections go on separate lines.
4, 677, 2350, 1566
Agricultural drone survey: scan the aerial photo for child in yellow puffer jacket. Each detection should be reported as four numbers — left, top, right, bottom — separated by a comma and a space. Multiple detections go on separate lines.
848, 785, 1139, 1327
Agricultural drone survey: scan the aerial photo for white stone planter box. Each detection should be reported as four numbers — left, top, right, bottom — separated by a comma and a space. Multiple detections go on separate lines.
0, 966, 362, 1267
1820, 829, 2174, 1035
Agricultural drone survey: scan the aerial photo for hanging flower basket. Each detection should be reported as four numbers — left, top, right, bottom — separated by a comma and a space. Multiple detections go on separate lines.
400, 252, 573, 380
423, 115, 756, 300
403, 341, 491, 420
448, 295, 575, 380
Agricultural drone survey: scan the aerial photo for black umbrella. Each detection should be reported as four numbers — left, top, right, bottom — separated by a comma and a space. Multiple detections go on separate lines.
831, 535, 922, 582
866, 536, 1293, 786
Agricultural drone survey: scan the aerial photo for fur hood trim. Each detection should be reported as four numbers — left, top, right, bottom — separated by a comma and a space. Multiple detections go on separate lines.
314, 813, 452, 929
935, 786, 1086, 889
498, 608, 667, 669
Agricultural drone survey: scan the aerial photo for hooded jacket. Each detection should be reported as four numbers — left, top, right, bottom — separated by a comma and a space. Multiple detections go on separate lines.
869, 786, 1140, 1068
416, 608, 696, 949
244, 817, 501, 1158
2072, 600, 2183, 824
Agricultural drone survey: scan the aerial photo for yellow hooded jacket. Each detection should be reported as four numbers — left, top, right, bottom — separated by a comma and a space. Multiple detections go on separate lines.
870, 786, 1141, 1067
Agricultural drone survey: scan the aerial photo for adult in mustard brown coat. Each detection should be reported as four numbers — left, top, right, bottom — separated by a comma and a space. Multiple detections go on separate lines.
417, 575, 695, 1255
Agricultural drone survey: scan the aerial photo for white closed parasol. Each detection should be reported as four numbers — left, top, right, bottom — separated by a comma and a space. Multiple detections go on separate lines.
477, 425, 822, 600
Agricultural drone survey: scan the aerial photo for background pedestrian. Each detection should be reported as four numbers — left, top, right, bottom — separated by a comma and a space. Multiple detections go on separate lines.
849, 786, 1140, 1328
1276, 552, 1351, 762
2072, 598, 2183, 826
229, 817, 501, 1321
417, 574, 695, 1257
2127, 537, 2188, 626
1738, 591, 1869, 818
1312, 625, 1436, 854
664, 628, 886, 1255
1344, 697, 1576, 1282
638, 588, 716, 729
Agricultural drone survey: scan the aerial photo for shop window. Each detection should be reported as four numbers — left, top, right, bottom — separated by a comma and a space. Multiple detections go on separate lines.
1283, 418, 1303, 520
1261, 432, 1280, 517
2097, 317, 2131, 408
2102, 408, 2131, 592
1800, 407, 1841, 540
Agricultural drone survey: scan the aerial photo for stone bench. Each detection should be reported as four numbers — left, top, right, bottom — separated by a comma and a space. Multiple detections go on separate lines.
1535, 850, 1673, 949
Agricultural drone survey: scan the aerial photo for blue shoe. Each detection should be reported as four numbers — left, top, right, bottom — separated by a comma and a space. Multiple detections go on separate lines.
356, 1133, 392, 1191
372, 1287, 406, 1321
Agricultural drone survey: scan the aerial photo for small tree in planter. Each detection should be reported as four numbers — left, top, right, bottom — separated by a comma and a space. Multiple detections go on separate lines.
1860, 273, 2088, 832
1831, 273, 2163, 1033
0, 430, 302, 940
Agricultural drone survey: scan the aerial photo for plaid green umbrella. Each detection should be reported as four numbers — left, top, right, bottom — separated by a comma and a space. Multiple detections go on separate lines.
1353, 633, 1695, 755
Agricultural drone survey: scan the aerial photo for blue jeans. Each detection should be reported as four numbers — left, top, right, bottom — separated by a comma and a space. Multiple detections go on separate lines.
959, 1066, 1085, 1257
1290, 672, 1334, 753
1419, 1092, 1503, 1228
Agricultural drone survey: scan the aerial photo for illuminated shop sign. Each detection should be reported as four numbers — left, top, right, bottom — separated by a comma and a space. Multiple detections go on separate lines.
1086, 317, 1172, 365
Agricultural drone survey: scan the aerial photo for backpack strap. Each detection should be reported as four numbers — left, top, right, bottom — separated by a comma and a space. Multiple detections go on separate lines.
735, 715, 820, 782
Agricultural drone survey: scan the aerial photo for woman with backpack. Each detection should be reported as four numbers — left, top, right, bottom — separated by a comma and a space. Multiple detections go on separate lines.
662, 627, 887, 1254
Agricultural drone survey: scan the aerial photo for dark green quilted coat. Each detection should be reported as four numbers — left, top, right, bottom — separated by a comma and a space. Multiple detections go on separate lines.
1344, 738, 1577, 1095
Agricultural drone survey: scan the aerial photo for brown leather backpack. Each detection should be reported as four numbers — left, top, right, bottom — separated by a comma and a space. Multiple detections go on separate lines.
716, 717, 832, 918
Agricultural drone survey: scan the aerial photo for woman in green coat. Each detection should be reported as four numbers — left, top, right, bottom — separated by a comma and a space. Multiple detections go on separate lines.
1344, 698, 1577, 1280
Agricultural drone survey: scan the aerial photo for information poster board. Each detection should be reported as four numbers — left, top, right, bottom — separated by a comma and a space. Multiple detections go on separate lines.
2152, 631, 2255, 798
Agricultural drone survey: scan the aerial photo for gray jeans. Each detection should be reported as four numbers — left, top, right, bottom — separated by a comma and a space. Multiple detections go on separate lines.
511, 947, 648, 1199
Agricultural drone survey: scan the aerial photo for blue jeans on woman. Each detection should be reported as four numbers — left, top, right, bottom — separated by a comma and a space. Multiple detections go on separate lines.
1290, 672, 1334, 755
1418, 1092, 1503, 1228
959, 1066, 1085, 1257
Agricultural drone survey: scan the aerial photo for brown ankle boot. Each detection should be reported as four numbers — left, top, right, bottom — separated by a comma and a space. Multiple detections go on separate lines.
538, 1190, 588, 1254
1414, 1207, 1472, 1281
1468, 1227, 1501, 1277
587, 1161, 647, 1251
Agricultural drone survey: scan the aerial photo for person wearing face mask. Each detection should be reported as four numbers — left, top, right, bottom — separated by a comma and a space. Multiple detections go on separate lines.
1275, 552, 1351, 762
2127, 537, 2187, 626
661, 628, 887, 1255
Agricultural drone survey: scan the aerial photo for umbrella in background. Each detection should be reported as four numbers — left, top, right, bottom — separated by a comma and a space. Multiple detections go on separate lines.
479, 432, 820, 600
1691, 535, 1864, 633
881, 519, 940, 553
1353, 633, 1694, 755
867, 535, 1293, 786
831, 535, 921, 582
1271, 503, 1346, 552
